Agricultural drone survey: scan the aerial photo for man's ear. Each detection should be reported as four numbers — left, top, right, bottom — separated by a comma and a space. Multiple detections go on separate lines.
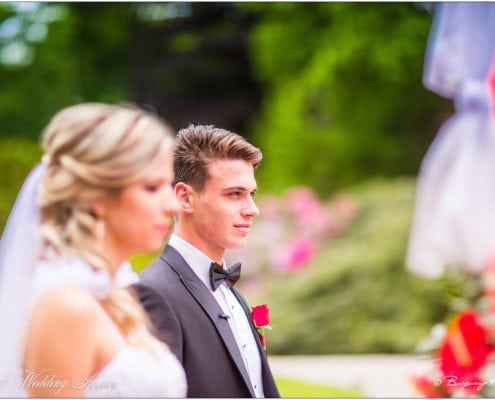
175, 182, 194, 213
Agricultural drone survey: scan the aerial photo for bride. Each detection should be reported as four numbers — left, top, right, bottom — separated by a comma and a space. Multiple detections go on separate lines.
0, 103, 187, 397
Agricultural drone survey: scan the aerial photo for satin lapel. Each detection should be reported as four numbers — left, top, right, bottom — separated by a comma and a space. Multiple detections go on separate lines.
160, 246, 256, 397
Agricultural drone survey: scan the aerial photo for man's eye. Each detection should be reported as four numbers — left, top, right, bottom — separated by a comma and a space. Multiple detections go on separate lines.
145, 185, 160, 192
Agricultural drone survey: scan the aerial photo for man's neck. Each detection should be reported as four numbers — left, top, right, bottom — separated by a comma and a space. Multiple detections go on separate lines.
172, 228, 225, 264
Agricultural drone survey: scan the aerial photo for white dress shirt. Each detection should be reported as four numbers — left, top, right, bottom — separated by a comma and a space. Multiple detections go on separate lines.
169, 234, 264, 398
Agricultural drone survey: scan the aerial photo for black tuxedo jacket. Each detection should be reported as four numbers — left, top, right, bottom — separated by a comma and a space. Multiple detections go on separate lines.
133, 245, 280, 398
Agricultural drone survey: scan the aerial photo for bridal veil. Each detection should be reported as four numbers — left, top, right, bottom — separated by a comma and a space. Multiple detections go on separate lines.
0, 163, 45, 396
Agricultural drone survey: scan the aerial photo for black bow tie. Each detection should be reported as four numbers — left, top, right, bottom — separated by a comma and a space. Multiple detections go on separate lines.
209, 262, 241, 291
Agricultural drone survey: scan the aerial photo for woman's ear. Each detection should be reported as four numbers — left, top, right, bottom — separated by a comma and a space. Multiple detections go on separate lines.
175, 182, 194, 213
90, 198, 110, 220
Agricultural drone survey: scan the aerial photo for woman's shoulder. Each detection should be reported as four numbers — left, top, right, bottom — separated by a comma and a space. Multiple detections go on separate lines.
23, 284, 103, 372
28, 284, 105, 346
34, 284, 101, 321
23, 284, 116, 397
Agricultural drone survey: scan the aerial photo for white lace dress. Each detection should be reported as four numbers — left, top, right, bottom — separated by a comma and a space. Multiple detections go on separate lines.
28, 257, 187, 398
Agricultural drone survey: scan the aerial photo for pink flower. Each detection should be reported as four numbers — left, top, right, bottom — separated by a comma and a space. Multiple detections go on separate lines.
258, 195, 282, 220
285, 187, 327, 231
287, 239, 317, 267
271, 239, 318, 273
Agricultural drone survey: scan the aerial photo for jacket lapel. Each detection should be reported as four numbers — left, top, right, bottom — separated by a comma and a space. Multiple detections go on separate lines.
160, 246, 256, 397
230, 288, 266, 354
231, 288, 281, 398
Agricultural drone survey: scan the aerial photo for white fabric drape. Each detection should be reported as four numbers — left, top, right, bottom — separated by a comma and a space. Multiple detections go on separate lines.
407, 3, 495, 278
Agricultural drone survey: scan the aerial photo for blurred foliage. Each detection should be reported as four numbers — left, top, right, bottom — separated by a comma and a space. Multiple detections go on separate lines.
130, 247, 163, 273
0, 2, 259, 140
0, 3, 453, 196
130, 3, 261, 133
255, 177, 450, 354
243, 3, 452, 196
0, 2, 132, 141
0, 137, 41, 233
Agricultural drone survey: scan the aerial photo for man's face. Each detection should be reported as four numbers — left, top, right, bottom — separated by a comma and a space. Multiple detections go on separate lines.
189, 158, 259, 261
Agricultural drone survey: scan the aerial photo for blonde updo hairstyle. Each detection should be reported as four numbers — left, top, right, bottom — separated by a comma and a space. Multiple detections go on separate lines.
38, 103, 175, 348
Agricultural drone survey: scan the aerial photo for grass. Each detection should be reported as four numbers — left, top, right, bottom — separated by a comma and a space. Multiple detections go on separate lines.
275, 376, 365, 398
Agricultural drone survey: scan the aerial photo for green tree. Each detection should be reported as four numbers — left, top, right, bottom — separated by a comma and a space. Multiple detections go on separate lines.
245, 3, 451, 195
0, 2, 260, 140
0, 2, 132, 141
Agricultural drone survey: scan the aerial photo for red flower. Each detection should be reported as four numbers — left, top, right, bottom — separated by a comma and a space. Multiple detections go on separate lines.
439, 309, 494, 390
252, 304, 270, 327
412, 256, 495, 397
251, 304, 271, 351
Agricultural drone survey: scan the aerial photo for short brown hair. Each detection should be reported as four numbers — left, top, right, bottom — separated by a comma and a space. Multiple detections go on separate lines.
173, 124, 262, 191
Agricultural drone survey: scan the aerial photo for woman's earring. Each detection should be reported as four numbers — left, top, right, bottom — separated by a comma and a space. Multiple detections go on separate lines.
95, 219, 106, 252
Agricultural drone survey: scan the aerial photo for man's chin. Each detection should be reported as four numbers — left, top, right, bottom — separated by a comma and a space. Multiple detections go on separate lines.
226, 239, 248, 250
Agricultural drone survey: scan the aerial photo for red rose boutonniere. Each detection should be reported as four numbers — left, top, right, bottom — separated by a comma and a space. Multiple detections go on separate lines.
251, 304, 272, 351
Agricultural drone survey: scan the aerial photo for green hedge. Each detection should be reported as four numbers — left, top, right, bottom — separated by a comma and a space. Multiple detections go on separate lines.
260, 177, 450, 354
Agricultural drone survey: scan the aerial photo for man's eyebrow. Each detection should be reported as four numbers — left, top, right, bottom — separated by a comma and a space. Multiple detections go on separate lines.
222, 186, 257, 192
222, 186, 248, 191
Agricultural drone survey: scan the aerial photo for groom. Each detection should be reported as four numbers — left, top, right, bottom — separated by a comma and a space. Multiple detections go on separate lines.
135, 124, 280, 398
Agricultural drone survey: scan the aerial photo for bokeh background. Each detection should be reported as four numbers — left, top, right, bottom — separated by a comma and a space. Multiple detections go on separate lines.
0, 2, 454, 357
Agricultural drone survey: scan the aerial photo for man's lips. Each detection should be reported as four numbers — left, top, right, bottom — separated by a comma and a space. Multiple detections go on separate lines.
234, 224, 251, 234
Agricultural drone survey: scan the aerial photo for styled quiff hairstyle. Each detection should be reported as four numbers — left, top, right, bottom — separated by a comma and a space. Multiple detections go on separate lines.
173, 124, 262, 191
38, 102, 175, 348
